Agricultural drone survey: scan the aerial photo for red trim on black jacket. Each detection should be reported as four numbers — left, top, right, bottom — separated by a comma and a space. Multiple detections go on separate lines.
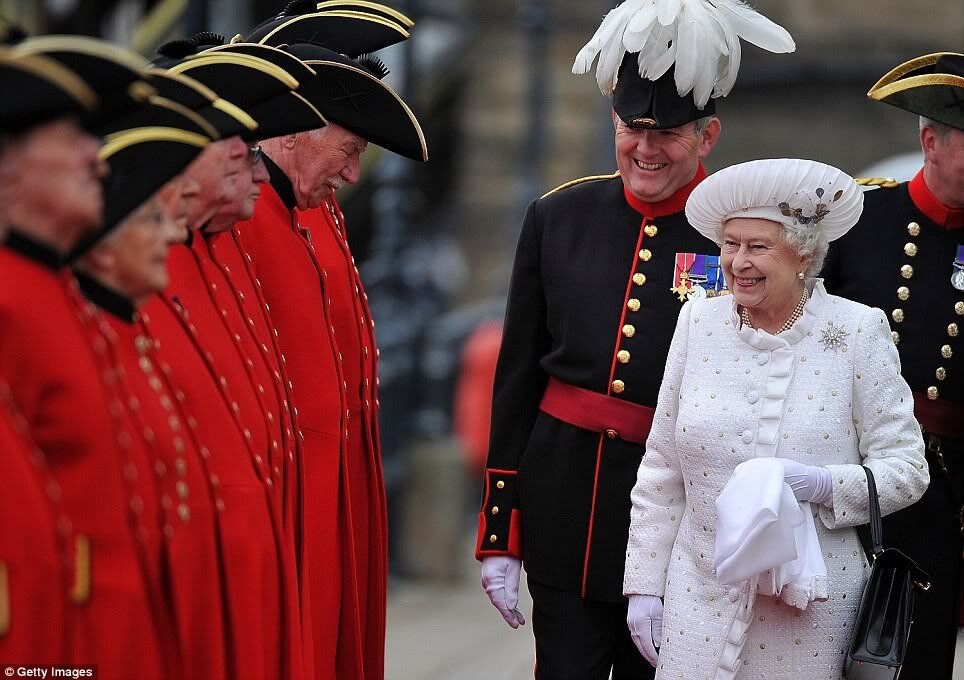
908, 169, 964, 230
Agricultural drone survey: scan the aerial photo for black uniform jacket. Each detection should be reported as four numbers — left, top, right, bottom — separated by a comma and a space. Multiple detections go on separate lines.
824, 170, 962, 423
477, 167, 718, 601
823, 169, 964, 680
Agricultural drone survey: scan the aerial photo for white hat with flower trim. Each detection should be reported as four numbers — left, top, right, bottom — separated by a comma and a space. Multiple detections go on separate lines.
685, 158, 864, 245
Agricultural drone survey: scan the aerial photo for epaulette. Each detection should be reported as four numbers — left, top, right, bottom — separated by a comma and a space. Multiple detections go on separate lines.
541, 172, 620, 199
854, 177, 900, 189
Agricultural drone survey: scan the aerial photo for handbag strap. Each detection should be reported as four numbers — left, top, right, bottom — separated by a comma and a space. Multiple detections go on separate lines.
859, 465, 884, 558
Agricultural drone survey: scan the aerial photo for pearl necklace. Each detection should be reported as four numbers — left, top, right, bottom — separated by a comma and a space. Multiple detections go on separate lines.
740, 288, 810, 335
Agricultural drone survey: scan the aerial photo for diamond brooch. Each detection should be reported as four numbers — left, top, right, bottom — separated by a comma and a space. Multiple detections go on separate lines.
820, 321, 849, 352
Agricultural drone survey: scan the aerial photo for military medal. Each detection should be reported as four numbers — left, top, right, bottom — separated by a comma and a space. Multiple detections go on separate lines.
672, 253, 695, 302
951, 245, 964, 291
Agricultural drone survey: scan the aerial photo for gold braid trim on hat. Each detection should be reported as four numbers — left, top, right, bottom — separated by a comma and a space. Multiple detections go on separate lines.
855, 177, 900, 189
144, 95, 220, 139
3, 53, 98, 110
305, 60, 427, 161
99, 126, 210, 159
869, 73, 964, 102
12, 35, 148, 71
867, 51, 963, 95
258, 11, 409, 45
290, 91, 328, 126
316, 0, 415, 28
541, 172, 621, 199
168, 53, 299, 89
143, 67, 218, 102
212, 99, 258, 131
200, 43, 318, 77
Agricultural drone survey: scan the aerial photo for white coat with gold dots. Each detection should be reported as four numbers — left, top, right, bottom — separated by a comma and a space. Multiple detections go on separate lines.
623, 280, 928, 680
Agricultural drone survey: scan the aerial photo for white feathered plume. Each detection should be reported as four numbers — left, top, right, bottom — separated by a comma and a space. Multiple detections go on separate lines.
572, 0, 795, 107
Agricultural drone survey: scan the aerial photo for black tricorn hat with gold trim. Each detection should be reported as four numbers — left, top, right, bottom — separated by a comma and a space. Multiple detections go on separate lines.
10, 35, 154, 132
247, 0, 410, 58
868, 52, 964, 131
155, 35, 326, 139
69, 124, 212, 260
0, 49, 99, 132
613, 54, 715, 130
284, 42, 427, 161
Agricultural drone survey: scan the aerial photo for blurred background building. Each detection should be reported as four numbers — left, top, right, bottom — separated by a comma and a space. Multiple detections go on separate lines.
4, 0, 962, 674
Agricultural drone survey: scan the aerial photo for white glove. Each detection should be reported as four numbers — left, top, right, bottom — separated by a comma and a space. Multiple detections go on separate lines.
627, 594, 662, 667
777, 458, 833, 506
481, 556, 525, 629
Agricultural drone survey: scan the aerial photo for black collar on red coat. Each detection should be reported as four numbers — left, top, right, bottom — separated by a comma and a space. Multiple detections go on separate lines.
74, 270, 136, 323
908, 169, 964, 230
263, 153, 296, 212
2, 229, 63, 271
623, 163, 708, 219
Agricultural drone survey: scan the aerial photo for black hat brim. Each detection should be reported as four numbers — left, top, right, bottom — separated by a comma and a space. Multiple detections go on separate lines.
249, 11, 409, 58
285, 44, 426, 161
166, 52, 298, 116
868, 52, 964, 131
0, 52, 98, 132
10, 36, 154, 131
141, 68, 258, 139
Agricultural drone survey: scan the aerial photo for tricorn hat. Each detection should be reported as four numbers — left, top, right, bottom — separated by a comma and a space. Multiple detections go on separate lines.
8, 36, 154, 132
573, 0, 795, 128
0, 49, 98, 132
284, 42, 427, 161
247, 0, 410, 57
868, 52, 964, 131
69, 124, 212, 260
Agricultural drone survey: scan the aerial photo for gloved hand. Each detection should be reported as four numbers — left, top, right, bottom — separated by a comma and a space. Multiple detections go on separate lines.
627, 594, 662, 667
481, 556, 526, 629
777, 458, 833, 506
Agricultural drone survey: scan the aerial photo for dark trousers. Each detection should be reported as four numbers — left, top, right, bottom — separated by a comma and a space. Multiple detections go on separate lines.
528, 578, 656, 680
881, 440, 964, 680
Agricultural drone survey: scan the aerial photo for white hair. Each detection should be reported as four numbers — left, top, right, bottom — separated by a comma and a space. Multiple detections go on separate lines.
920, 116, 952, 141
715, 220, 830, 279
693, 115, 716, 136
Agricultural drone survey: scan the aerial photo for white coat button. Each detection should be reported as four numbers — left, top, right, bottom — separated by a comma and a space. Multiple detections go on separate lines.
747, 391, 759, 404
756, 354, 769, 366
728, 588, 741, 602
741, 430, 753, 444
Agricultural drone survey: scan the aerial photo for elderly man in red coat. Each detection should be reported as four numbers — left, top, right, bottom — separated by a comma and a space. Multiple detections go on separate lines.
0, 38, 178, 677
232, 40, 427, 680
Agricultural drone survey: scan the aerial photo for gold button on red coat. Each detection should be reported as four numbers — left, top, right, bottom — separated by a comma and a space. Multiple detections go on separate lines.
611, 380, 625, 394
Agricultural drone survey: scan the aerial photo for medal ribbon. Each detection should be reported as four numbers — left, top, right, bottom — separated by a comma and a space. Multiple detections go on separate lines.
674, 252, 695, 289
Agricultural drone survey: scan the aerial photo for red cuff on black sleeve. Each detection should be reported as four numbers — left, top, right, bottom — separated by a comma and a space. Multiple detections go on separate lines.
475, 468, 522, 559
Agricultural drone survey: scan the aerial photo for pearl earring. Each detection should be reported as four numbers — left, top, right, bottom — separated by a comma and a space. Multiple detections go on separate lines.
798, 271, 804, 280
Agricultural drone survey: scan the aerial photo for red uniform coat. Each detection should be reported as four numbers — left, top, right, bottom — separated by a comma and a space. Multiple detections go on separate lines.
75, 273, 228, 680
234, 156, 387, 680
165, 234, 306, 680
0, 380, 71, 664
0, 232, 173, 679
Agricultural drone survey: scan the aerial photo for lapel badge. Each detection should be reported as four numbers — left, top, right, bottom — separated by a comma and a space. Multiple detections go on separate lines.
819, 320, 849, 352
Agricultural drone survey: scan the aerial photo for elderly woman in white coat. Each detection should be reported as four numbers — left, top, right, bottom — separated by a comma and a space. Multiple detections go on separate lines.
622, 158, 928, 680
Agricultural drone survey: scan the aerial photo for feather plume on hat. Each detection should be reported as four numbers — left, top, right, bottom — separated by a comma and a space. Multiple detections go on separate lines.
573, 0, 795, 107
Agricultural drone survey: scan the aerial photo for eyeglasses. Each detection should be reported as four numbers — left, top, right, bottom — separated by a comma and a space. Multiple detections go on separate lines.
247, 145, 263, 165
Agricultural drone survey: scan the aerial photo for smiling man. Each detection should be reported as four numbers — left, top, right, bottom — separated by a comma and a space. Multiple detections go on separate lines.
474, 0, 796, 676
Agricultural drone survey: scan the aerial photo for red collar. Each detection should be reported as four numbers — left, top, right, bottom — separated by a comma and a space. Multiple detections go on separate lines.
623, 164, 708, 219
908, 169, 964, 230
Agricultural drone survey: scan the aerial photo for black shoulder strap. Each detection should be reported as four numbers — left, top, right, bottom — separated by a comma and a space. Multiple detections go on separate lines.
855, 466, 884, 563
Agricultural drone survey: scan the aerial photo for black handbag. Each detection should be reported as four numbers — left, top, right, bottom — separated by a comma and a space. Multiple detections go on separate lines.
844, 466, 931, 680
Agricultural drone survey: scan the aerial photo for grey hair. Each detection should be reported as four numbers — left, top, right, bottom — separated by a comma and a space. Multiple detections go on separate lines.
714, 219, 830, 279
920, 116, 952, 141
693, 115, 716, 136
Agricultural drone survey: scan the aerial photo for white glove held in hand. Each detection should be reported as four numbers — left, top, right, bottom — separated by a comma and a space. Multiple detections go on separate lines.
777, 458, 833, 506
627, 594, 662, 667
481, 556, 525, 629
